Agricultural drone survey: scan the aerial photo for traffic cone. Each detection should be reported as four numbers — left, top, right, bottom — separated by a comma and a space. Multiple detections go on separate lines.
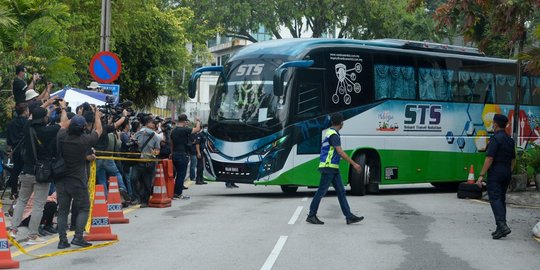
85, 185, 118, 241
164, 160, 175, 199
467, 165, 475, 184
149, 164, 172, 208
107, 177, 129, 224
0, 209, 19, 269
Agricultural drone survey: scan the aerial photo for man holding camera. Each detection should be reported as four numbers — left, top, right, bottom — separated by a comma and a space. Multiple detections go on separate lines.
10, 101, 68, 245
132, 115, 161, 207
95, 109, 129, 196
170, 114, 201, 199
12, 65, 38, 105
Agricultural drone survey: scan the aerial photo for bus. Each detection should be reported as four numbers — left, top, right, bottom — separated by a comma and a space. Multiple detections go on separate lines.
188, 38, 540, 195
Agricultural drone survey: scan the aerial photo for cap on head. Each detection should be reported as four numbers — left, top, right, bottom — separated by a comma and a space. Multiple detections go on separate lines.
493, 114, 508, 128
178, 114, 189, 122
70, 115, 87, 128
25, 89, 39, 101
31, 107, 47, 124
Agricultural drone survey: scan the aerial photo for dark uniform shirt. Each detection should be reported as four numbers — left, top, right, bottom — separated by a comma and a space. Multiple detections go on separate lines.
12, 77, 27, 104
486, 130, 515, 174
22, 123, 61, 174
57, 129, 99, 184
170, 127, 192, 154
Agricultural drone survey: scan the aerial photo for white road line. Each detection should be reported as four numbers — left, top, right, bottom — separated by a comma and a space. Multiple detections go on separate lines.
261, 236, 288, 270
301, 197, 308, 202
288, 206, 303, 225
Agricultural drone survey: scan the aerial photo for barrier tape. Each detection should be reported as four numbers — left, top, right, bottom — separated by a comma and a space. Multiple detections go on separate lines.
85, 160, 97, 232
96, 156, 161, 162
95, 150, 161, 156
8, 235, 118, 258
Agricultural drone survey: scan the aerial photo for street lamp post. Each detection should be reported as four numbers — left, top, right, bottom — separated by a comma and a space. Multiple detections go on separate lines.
100, 0, 112, 52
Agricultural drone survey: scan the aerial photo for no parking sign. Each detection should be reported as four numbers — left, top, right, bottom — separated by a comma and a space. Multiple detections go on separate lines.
89, 51, 122, 83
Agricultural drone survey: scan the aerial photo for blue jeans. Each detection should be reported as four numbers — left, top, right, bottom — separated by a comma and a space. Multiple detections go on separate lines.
96, 159, 127, 195
173, 153, 189, 195
189, 155, 197, 180
309, 172, 352, 218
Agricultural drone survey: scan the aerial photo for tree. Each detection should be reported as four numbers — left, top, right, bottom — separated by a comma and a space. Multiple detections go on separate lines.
408, 0, 540, 57
112, 0, 191, 108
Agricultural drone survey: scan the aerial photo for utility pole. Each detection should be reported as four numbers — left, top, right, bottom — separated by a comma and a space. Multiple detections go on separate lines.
100, 0, 112, 52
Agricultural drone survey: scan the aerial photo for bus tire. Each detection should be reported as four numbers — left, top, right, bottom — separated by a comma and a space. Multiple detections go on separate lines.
281, 185, 298, 194
349, 154, 368, 196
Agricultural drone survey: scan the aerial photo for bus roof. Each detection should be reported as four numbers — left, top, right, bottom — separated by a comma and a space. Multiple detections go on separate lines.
229, 38, 516, 64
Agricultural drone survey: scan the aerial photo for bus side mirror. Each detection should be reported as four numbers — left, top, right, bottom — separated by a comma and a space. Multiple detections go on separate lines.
273, 60, 315, 96
273, 68, 288, 96
188, 73, 202, 99
188, 66, 224, 99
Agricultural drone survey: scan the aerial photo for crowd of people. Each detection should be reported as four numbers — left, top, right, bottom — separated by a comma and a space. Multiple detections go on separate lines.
3, 64, 218, 249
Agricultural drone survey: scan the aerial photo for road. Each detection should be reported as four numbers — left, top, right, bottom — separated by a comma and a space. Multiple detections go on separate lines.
13, 183, 540, 270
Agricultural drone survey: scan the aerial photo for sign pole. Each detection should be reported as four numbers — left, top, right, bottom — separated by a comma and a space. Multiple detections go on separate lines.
100, 0, 112, 52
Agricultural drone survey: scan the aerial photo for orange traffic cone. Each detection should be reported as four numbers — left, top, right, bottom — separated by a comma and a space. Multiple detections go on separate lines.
0, 209, 19, 269
164, 160, 175, 199
467, 165, 475, 184
107, 177, 129, 224
149, 164, 172, 208
85, 185, 118, 241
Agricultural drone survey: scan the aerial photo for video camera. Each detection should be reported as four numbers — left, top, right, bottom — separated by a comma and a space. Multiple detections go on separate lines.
97, 95, 135, 119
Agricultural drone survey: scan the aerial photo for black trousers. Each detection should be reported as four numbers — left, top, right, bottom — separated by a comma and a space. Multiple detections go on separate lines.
7, 151, 24, 195
56, 179, 90, 239
20, 201, 57, 227
131, 163, 156, 204
196, 156, 204, 182
487, 169, 511, 223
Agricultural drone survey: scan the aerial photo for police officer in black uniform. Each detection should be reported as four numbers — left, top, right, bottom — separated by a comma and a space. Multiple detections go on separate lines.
476, 114, 515, 239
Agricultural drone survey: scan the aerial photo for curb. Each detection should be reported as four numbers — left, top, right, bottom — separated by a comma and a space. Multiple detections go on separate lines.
469, 199, 540, 210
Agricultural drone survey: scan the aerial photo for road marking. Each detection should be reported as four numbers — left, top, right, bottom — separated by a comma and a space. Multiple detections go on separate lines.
261, 236, 288, 270
288, 206, 303, 225
301, 197, 308, 202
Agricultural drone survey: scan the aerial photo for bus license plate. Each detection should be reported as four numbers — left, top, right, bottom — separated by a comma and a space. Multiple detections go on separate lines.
225, 167, 239, 172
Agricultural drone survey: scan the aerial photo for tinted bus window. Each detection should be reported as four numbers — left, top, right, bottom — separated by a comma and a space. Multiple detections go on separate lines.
456, 61, 495, 103
374, 54, 416, 100
495, 74, 516, 104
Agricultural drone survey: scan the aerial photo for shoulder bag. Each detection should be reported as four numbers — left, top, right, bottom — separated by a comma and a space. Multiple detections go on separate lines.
29, 127, 52, 183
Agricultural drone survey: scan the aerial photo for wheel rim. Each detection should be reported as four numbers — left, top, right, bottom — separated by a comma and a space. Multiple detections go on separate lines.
363, 164, 370, 185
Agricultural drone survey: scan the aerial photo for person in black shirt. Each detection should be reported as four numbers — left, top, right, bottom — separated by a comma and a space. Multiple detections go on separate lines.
56, 109, 102, 249
170, 114, 200, 199
10, 103, 67, 245
477, 114, 516, 239
195, 125, 208, 185
12, 65, 38, 105
6, 103, 29, 198
188, 132, 198, 183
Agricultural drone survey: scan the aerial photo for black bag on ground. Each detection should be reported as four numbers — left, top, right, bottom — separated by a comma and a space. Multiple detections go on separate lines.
457, 182, 482, 199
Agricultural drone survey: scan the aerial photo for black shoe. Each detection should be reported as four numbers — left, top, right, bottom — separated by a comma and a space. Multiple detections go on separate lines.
44, 225, 58, 234
225, 184, 233, 189
346, 214, 365, 225
492, 221, 511, 239
119, 189, 131, 202
306, 215, 324, 225
231, 183, 239, 188
58, 238, 71, 249
71, 237, 92, 248
183, 185, 188, 190
196, 181, 208, 185
38, 225, 51, 236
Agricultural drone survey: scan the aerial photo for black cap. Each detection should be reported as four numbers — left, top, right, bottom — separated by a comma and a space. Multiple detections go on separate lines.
15, 65, 25, 74
178, 114, 189, 122
31, 107, 47, 124
493, 114, 508, 123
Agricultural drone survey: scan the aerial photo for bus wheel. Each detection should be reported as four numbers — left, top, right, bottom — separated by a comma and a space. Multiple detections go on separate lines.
281, 185, 298, 194
350, 154, 369, 196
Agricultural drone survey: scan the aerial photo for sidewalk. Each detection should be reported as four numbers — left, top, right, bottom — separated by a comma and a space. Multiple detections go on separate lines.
505, 188, 540, 208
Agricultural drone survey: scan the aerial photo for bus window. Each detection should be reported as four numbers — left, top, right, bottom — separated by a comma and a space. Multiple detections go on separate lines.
495, 74, 516, 104
419, 68, 456, 101
294, 69, 323, 120
522, 76, 531, 105
532, 77, 540, 105
457, 71, 494, 103
375, 65, 416, 100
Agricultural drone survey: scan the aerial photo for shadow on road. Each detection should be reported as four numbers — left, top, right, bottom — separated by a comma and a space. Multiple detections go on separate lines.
204, 185, 457, 199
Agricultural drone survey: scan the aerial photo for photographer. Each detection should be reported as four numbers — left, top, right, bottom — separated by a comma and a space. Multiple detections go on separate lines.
12, 65, 40, 105
10, 101, 68, 245
6, 103, 29, 198
170, 114, 201, 199
56, 107, 103, 249
132, 115, 161, 208
95, 109, 129, 196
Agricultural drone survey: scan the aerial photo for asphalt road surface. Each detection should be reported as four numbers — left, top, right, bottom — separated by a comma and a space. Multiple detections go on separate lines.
13, 183, 540, 270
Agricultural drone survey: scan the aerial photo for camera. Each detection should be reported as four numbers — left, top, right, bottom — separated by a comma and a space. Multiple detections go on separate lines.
97, 97, 135, 120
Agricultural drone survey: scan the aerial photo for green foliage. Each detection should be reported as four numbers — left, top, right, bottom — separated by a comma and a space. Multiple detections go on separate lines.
523, 146, 540, 178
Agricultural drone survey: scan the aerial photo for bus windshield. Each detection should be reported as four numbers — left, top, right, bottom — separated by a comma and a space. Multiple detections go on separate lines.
211, 58, 285, 126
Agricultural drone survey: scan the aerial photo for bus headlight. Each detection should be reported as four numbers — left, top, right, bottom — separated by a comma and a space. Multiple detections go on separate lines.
256, 136, 287, 156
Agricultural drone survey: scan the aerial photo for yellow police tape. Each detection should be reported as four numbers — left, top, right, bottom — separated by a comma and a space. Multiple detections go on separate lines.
4, 154, 162, 259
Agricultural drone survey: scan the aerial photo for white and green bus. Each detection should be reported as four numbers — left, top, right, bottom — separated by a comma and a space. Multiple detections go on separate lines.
189, 38, 540, 195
